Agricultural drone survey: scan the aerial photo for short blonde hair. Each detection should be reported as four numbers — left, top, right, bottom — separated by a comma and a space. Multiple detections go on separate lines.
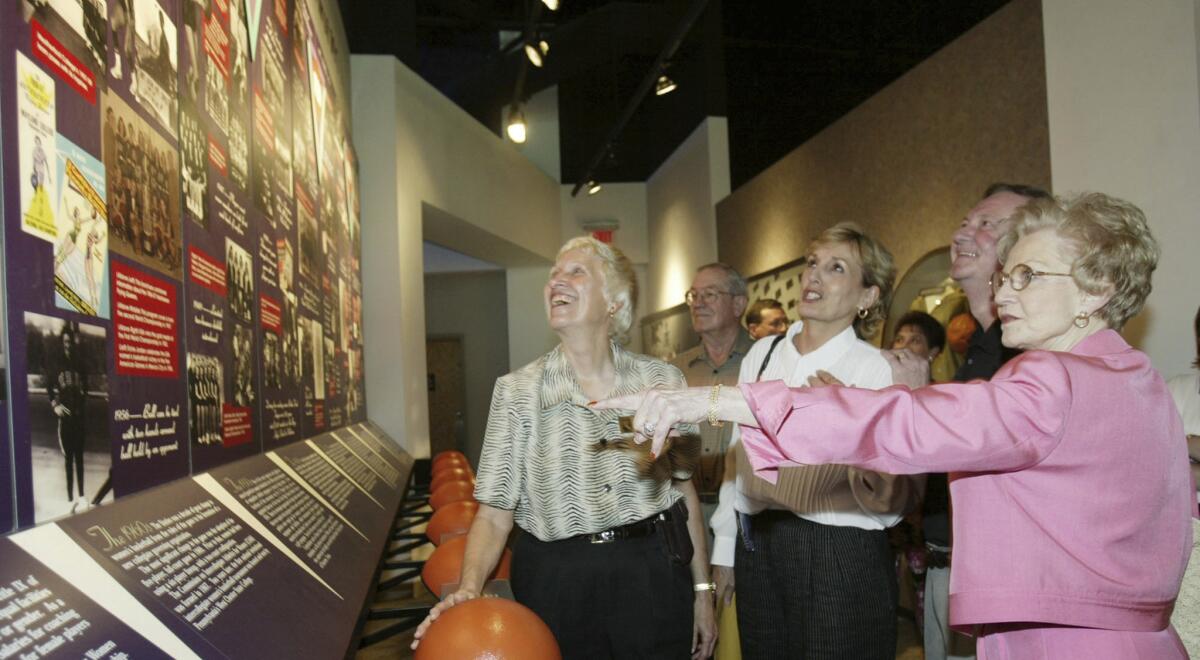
557, 236, 638, 341
810, 222, 896, 337
998, 192, 1158, 330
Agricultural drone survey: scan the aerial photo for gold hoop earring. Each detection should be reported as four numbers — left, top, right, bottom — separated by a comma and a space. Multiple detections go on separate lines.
1073, 312, 1090, 328
856, 307, 869, 320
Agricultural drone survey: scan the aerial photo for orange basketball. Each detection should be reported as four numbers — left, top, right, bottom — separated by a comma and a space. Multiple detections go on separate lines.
433, 451, 468, 470
415, 597, 559, 660
421, 534, 512, 598
947, 312, 978, 354
430, 480, 476, 510
431, 468, 474, 494
427, 500, 479, 545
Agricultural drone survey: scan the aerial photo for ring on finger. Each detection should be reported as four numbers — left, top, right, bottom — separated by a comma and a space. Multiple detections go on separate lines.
642, 422, 656, 435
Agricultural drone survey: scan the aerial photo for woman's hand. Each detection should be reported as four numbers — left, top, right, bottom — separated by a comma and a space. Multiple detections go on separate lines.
806, 370, 845, 388
883, 348, 931, 388
592, 386, 757, 457
692, 592, 717, 659
410, 588, 482, 650
712, 565, 735, 607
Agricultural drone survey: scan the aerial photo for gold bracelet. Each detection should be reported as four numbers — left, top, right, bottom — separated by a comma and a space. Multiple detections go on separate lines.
693, 582, 716, 592
708, 383, 724, 428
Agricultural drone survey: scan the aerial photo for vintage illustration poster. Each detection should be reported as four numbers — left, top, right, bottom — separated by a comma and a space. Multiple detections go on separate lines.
17, 51, 58, 242
53, 135, 110, 319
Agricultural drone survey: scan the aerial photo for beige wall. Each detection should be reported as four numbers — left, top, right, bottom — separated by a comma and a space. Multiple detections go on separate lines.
647, 118, 732, 312
424, 272, 510, 465
353, 56, 563, 457
1043, 0, 1200, 374
714, 0, 1051, 287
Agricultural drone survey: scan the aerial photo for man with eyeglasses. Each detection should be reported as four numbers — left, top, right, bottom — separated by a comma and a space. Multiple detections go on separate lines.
673, 264, 753, 514
909, 182, 1051, 660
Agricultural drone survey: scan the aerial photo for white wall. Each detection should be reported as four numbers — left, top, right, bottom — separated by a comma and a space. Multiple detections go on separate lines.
1043, 0, 1200, 375
424, 272, 510, 465
646, 118, 732, 312
353, 56, 562, 457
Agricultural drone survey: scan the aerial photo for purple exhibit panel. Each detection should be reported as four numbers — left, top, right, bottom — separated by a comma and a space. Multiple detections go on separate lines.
58, 475, 352, 658
0, 537, 170, 658
270, 438, 393, 538
103, 0, 191, 496
208, 454, 376, 601
255, 0, 304, 450
180, 0, 264, 472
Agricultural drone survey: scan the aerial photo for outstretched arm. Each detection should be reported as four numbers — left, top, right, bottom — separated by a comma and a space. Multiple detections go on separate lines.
739, 352, 1071, 480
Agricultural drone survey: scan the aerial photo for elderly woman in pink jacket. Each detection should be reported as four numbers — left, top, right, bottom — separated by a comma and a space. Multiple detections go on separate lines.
597, 192, 1193, 659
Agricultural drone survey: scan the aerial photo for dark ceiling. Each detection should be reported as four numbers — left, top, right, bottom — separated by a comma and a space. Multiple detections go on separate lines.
339, 0, 1011, 190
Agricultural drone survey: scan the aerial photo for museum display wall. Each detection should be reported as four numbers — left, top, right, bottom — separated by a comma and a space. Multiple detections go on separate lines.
0, 0, 414, 655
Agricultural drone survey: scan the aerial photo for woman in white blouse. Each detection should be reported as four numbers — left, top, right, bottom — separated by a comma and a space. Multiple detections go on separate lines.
413, 237, 717, 659
704, 223, 921, 659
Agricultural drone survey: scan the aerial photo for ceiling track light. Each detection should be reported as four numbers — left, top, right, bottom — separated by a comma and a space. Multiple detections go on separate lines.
655, 74, 677, 96
586, 180, 603, 195
506, 104, 527, 144
525, 39, 549, 68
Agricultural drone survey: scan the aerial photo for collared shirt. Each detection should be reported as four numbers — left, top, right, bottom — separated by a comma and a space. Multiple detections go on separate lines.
954, 321, 1019, 382
672, 330, 755, 494
474, 343, 699, 542
711, 321, 914, 566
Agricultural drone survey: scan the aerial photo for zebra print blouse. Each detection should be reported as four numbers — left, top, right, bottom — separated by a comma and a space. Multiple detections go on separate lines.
474, 342, 699, 542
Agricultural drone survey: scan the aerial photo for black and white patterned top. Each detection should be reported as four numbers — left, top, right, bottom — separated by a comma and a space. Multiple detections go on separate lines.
474, 342, 699, 542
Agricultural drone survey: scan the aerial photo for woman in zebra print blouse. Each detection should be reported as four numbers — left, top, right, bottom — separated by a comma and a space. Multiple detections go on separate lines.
414, 236, 718, 659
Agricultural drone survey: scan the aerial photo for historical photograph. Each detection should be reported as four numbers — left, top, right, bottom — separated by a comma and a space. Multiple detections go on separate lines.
102, 91, 183, 278
128, 0, 179, 134
186, 353, 223, 446
179, 100, 208, 227
225, 237, 252, 324
263, 331, 280, 389
282, 292, 301, 388
24, 312, 110, 523
16, 0, 108, 75
230, 323, 254, 407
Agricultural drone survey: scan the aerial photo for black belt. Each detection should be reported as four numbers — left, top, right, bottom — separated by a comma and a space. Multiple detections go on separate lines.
578, 511, 667, 544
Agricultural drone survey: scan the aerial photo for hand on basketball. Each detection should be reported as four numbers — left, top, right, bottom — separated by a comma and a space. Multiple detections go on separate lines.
410, 587, 481, 650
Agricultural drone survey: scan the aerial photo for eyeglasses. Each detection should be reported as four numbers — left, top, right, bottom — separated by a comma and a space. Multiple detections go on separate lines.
990, 263, 1073, 296
685, 289, 733, 306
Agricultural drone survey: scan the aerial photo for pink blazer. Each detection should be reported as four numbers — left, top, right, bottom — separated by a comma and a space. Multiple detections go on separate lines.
739, 330, 1192, 632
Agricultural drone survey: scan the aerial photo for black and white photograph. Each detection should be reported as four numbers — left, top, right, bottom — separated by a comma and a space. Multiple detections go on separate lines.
225, 236, 252, 323
24, 312, 111, 523
126, 0, 179, 135
230, 322, 254, 407
297, 192, 317, 280
281, 291, 300, 388
102, 91, 183, 278
301, 316, 323, 401
186, 352, 223, 447
17, 0, 108, 75
227, 0, 250, 191
277, 235, 294, 293
179, 99, 207, 226
262, 331, 280, 389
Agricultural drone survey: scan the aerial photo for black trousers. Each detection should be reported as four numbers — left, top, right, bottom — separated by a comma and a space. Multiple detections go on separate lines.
511, 528, 693, 660
735, 511, 897, 660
